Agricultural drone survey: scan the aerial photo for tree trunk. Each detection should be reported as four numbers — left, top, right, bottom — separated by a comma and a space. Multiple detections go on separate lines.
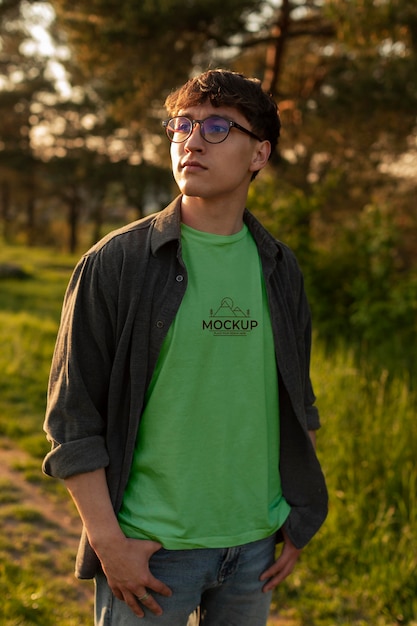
26, 179, 36, 246
262, 0, 291, 96
0, 180, 12, 243
91, 199, 104, 246
68, 192, 79, 254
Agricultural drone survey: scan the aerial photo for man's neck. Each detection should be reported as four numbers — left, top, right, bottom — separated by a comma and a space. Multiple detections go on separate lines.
180, 196, 246, 235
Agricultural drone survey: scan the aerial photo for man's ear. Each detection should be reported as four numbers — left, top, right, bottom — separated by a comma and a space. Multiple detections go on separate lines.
249, 140, 271, 174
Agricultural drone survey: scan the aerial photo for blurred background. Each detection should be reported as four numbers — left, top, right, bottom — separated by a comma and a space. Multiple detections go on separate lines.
0, 1, 416, 624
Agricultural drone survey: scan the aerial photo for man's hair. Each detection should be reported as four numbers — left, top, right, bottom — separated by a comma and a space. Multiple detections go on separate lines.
164, 69, 281, 157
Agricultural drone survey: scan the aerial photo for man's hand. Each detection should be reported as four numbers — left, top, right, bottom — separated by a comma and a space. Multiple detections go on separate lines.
64, 470, 172, 618
95, 536, 172, 618
259, 529, 302, 592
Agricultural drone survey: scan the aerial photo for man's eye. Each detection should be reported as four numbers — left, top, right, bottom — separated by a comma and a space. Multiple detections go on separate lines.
170, 118, 191, 133
175, 123, 189, 133
205, 119, 229, 134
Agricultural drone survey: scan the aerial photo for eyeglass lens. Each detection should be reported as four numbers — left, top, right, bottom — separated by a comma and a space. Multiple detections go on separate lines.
166, 116, 231, 143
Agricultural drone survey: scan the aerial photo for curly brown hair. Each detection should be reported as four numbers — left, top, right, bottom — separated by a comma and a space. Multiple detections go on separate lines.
164, 69, 281, 157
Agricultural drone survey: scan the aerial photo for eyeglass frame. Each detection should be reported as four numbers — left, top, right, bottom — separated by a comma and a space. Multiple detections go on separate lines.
162, 115, 263, 144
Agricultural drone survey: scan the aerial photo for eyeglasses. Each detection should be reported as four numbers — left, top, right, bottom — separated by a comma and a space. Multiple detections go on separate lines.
162, 115, 263, 144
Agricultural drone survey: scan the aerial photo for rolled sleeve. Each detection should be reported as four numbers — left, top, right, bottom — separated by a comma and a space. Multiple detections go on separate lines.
43, 436, 110, 479
305, 403, 320, 431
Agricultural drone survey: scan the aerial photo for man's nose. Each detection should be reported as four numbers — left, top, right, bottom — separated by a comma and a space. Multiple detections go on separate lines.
184, 122, 204, 148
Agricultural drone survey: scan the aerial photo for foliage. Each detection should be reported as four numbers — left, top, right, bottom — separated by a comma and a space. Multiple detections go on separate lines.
2, 0, 417, 272
0, 0, 176, 250
49, 0, 265, 122
287, 343, 417, 624
248, 164, 417, 374
0, 0, 58, 244
269, 345, 417, 626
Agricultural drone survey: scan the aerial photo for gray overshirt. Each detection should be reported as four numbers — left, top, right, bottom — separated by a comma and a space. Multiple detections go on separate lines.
43, 196, 328, 579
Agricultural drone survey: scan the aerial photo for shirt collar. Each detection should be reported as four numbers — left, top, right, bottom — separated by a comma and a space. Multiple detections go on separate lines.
150, 195, 282, 261
150, 196, 182, 255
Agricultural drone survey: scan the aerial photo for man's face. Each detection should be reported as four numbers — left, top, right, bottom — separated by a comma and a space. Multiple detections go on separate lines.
169, 103, 269, 205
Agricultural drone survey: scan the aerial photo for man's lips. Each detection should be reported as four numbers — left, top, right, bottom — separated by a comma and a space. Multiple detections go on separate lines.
180, 160, 207, 171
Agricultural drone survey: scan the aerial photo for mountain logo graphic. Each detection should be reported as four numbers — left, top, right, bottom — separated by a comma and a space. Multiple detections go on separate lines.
202, 297, 258, 336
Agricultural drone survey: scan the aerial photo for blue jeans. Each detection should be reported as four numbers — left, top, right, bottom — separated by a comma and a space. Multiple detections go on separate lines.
95, 534, 276, 626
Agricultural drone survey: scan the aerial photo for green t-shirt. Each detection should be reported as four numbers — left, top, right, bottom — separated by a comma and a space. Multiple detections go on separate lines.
118, 223, 290, 548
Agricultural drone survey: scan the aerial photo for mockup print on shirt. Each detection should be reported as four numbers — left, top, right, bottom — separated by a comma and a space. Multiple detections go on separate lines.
118, 223, 290, 549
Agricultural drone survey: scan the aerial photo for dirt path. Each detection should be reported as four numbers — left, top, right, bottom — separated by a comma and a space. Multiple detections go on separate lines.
0, 439, 81, 544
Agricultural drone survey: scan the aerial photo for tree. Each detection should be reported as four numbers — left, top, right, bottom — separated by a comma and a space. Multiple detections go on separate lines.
4, 0, 417, 349
0, 1, 80, 248
49, 0, 265, 126
0, 0, 63, 243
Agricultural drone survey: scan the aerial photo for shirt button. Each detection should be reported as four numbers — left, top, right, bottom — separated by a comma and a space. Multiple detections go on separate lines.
176, 274, 184, 282
156, 320, 164, 329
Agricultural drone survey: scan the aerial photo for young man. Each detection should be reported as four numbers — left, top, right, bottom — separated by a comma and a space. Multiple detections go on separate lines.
43, 69, 327, 626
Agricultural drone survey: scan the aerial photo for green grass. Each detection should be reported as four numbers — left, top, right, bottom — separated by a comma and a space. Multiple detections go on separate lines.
0, 245, 93, 624
0, 246, 77, 457
1, 243, 416, 625
273, 344, 417, 624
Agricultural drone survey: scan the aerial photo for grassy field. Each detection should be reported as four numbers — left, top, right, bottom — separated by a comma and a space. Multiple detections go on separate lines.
0, 243, 416, 625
